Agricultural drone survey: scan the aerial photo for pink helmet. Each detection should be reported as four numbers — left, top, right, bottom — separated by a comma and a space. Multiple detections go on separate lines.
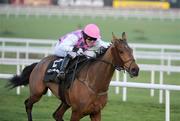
83, 24, 101, 39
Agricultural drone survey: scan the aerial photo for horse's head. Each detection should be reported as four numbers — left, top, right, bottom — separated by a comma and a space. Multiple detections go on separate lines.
111, 32, 139, 77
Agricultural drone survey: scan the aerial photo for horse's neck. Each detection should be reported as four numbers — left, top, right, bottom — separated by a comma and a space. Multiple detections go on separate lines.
87, 48, 115, 93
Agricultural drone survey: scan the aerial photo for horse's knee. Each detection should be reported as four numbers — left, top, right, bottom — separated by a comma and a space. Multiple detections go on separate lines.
90, 111, 101, 121
70, 111, 81, 121
53, 103, 70, 121
24, 99, 28, 106
24, 99, 33, 111
24, 96, 41, 110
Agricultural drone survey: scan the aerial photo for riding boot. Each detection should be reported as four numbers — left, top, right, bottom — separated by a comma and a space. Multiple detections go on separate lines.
57, 54, 71, 81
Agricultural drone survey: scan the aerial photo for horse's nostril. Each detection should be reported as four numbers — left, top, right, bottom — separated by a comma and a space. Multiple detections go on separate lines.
131, 68, 139, 76
131, 68, 136, 73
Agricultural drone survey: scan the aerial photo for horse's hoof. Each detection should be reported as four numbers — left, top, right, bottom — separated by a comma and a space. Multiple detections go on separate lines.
56, 119, 64, 121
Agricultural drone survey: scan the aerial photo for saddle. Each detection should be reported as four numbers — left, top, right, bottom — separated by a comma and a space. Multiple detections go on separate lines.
44, 55, 89, 88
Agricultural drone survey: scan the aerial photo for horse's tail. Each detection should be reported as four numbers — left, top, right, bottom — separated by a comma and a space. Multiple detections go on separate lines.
7, 62, 38, 89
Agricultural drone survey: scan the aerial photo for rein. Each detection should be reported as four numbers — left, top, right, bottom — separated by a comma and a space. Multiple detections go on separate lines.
84, 54, 124, 71
84, 54, 135, 72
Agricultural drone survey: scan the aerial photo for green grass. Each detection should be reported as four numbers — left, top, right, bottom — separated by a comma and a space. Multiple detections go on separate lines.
1, 71, 180, 121
0, 15, 180, 121
0, 15, 180, 44
0, 78, 180, 121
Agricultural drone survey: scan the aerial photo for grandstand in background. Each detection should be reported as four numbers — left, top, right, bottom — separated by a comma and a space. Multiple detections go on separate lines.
0, 0, 180, 9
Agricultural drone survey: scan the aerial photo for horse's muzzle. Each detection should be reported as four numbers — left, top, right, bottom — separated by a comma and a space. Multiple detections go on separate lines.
130, 67, 139, 77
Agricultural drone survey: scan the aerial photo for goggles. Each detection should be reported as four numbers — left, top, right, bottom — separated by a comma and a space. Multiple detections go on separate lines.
87, 37, 97, 41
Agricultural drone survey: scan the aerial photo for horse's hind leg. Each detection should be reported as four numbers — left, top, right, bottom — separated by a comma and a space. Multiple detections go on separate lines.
24, 94, 43, 121
53, 103, 70, 121
24, 83, 47, 121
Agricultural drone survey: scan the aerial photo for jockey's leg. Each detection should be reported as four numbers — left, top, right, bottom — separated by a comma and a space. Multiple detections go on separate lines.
57, 54, 71, 80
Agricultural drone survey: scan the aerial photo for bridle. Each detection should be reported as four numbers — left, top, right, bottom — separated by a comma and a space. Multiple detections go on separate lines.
119, 58, 135, 72
114, 40, 135, 72
85, 54, 135, 72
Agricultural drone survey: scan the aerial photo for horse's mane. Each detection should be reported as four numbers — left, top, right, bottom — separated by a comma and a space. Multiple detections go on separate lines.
74, 47, 109, 75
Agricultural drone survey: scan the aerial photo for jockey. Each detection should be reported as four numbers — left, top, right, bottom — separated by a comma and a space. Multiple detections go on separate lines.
53, 23, 110, 80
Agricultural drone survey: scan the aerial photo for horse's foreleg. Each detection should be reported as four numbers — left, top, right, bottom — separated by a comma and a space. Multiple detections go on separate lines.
53, 103, 70, 121
24, 95, 42, 121
70, 111, 81, 121
90, 111, 101, 121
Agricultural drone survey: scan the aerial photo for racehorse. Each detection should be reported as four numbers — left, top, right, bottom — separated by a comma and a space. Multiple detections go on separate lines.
8, 32, 139, 121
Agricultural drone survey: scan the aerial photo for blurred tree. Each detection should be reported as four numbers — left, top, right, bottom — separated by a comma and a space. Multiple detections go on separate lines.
0, 0, 10, 3
169, 0, 180, 8
52, 0, 58, 5
104, 0, 113, 6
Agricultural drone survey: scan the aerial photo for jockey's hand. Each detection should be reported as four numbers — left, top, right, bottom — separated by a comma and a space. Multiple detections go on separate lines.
84, 50, 96, 58
77, 48, 83, 55
68, 51, 77, 58
72, 46, 79, 52
99, 46, 107, 54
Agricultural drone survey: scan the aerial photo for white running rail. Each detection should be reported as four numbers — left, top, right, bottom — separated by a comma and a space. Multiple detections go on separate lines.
1, 37, 180, 121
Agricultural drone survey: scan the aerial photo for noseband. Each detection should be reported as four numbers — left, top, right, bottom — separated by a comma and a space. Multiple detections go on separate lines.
119, 58, 135, 72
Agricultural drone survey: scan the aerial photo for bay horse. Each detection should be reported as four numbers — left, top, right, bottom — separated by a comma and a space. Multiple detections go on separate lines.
8, 32, 139, 121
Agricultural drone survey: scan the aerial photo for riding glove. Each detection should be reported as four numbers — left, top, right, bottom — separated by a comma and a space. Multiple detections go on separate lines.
68, 51, 77, 58
77, 48, 83, 55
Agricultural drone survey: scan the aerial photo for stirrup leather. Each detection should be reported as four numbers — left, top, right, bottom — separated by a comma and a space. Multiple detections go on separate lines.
57, 71, 66, 81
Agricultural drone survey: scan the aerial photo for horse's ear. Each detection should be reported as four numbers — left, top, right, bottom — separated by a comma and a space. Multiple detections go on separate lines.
122, 32, 127, 41
111, 32, 117, 43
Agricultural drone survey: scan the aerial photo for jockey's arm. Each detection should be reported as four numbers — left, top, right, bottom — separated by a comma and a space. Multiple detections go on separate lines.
54, 34, 78, 57
96, 39, 110, 48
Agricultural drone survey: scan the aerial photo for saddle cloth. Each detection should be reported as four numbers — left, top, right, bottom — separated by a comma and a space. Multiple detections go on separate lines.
44, 58, 63, 83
